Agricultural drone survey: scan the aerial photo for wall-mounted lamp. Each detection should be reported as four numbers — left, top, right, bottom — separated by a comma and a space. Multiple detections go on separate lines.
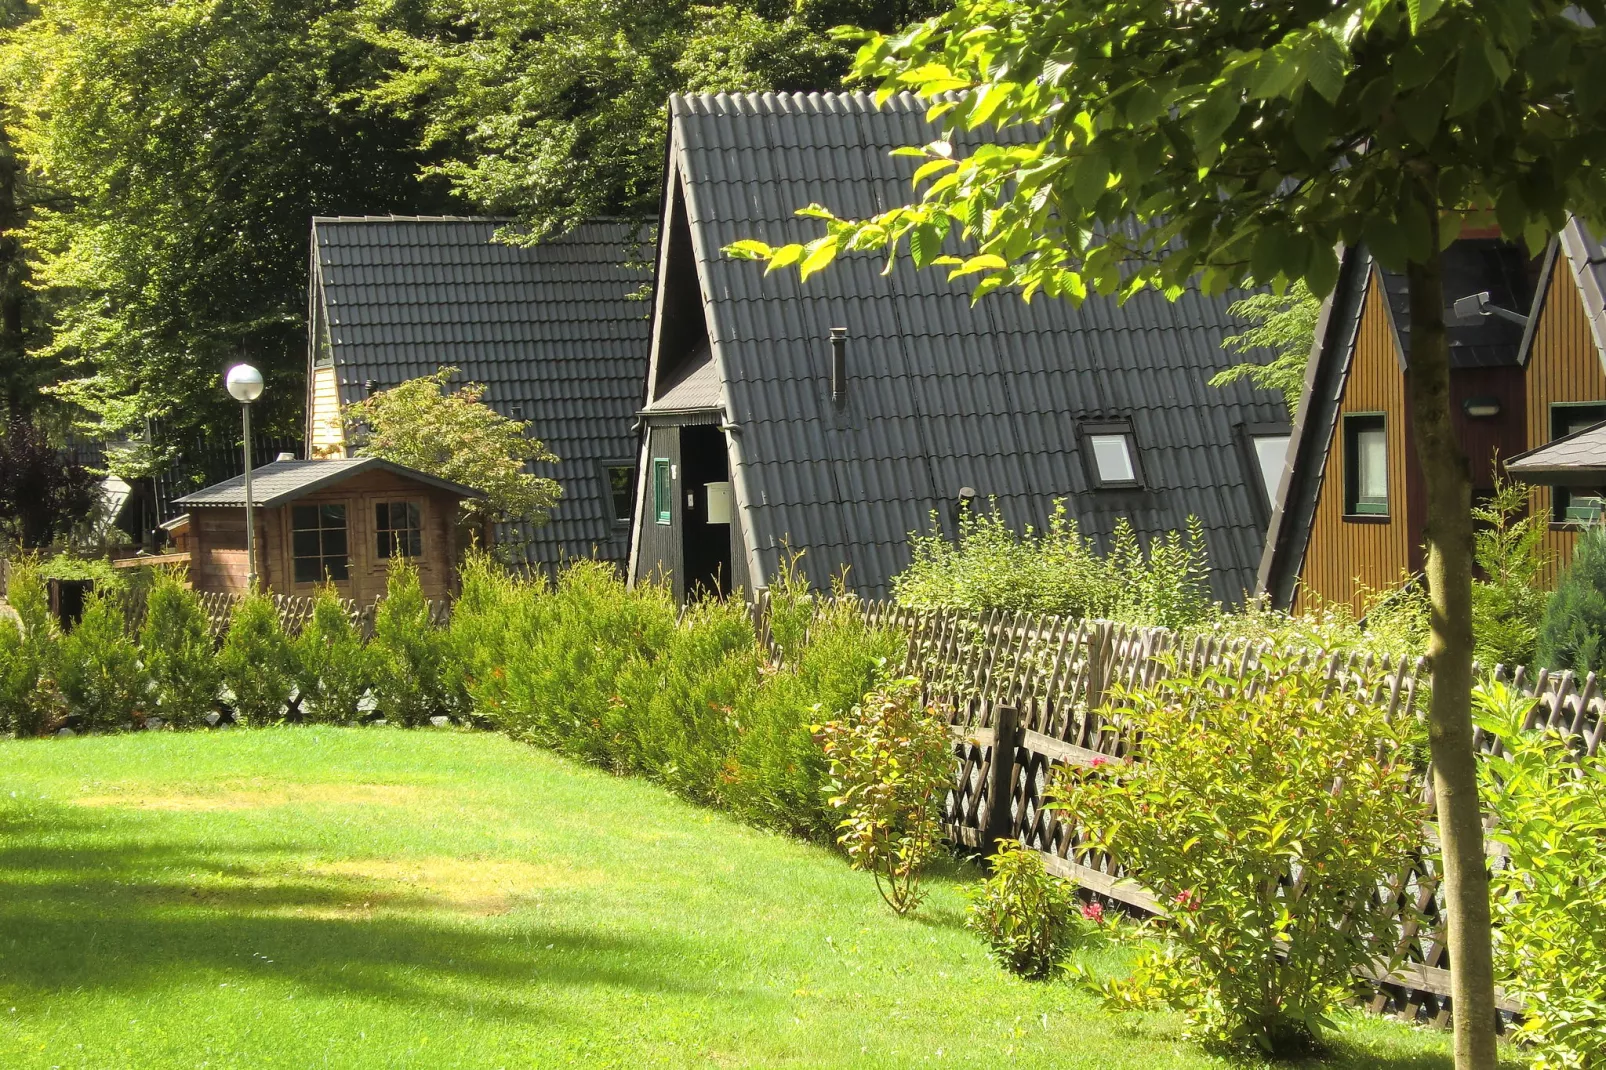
1463, 396, 1502, 419
1453, 291, 1530, 328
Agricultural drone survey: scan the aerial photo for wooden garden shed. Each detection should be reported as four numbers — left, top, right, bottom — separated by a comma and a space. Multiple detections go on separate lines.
173, 457, 484, 603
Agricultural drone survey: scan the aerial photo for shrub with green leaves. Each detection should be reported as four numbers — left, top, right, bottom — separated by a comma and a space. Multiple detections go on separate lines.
1471, 474, 1551, 669
371, 559, 453, 726
219, 593, 298, 725
1476, 682, 1606, 1070
893, 501, 1216, 628
57, 588, 145, 730
1050, 661, 1424, 1055
966, 839, 1085, 979
138, 570, 221, 726
818, 677, 953, 915
293, 586, 371, 724
726, 587, 901, 839
1538, 522, 1606, 676
0, 558, 58, 735
446, 552, 525, 722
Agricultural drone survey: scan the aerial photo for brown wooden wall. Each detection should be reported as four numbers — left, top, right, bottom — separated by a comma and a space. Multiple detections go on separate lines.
308, 364, 345, 458
1524, 260, 1606, 581
1295, 272, 1415, 615
189, 470, 465, 604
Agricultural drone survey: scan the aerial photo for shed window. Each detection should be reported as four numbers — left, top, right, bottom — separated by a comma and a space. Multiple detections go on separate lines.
1551, 403, 1606, 522
1344, 414, 1389, 516
653, 458, 672, 525
292, 504, 349, 583
605, 464, 636, 525
376, 501, 423, 559
1081, 421, 1142, 488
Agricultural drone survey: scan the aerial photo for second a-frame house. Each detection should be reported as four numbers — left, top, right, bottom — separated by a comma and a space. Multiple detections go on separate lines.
1259, 221, 1606, 612
628, 91, 1293, 602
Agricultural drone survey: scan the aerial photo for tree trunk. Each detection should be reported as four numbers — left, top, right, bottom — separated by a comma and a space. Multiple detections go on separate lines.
1404, 212, 1499, 1069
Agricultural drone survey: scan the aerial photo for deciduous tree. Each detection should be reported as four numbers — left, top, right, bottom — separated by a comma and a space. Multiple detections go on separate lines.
344, 367, 561, 528
730, 2, 1606, 1063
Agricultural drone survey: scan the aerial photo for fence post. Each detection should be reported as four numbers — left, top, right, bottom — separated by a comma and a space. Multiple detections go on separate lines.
1085, 622, 1113, 713
983, 703, 1021, 860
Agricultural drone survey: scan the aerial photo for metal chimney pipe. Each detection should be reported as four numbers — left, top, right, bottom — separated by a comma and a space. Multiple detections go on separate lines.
830, 327, 847, 405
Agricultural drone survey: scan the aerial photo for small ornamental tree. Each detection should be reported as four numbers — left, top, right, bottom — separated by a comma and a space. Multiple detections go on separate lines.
371, 558, 452, 726
57, 588, 145, 730
1536, 522, 1606, 676
137, 570, 220, 726
725, 3, 1606, 1057
345, 367, 560, 529
818, 677, 953, 915
293, 585, 372, 723
0, 418, 98, 548
1050, 662, 1424, 1055
219, 593, 297, 725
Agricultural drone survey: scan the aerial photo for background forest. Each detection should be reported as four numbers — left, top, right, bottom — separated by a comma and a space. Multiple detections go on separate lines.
0, 0, 940, 446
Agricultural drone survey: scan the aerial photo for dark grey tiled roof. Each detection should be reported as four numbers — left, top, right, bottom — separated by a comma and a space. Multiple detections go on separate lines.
645, 342, 720, 412
174, 458, 483, 508
1507, 419, 1606, 484
312, 217, 651, 565
1558, 217, 1606, 373
669, 91, 1289, 603
1377, 238, 1539, 369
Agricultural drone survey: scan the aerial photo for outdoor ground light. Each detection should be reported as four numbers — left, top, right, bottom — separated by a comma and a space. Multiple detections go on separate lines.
1462, 396, 1502, 419
225, 363, 265, 589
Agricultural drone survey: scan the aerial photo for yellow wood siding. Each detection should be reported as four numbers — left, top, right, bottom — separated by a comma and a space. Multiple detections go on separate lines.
1294, 272, 1414, 615
1524, 263, 1606, 579
308, 364, 345, 458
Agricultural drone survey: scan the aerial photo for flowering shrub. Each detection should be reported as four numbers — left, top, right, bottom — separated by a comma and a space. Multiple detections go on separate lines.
1050, 661, 1425, 1054
1476, 681, 1606, 1070
818, 678, 953, 915
966, 839, 1086, 978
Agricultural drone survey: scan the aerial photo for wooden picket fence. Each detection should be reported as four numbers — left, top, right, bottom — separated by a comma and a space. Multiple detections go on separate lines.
836, 600, 1606, 1026
121, 588, 450, 641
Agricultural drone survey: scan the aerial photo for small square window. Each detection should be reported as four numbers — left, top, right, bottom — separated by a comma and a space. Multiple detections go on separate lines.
1344, 414, 1389, 516
1080, 422, 1142, 488
604, 464, 636, 525
653, 458, 672, 525
1550, 403, 1606, 523
376, 501, 423, 559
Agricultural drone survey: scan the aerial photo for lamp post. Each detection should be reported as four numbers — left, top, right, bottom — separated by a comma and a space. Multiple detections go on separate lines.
225, 364, 265, 590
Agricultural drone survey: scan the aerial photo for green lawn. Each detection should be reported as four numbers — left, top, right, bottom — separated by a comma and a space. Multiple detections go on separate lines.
0, 727, 1475, 1069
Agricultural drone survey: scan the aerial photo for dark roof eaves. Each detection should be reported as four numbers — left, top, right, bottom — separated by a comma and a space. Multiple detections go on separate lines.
1256, 245, 1371, 606
1515, 236, 1562, 367
1557, 216, 1606, 378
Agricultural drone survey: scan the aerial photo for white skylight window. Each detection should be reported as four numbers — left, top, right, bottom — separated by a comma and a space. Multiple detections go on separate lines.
1081, 421, 1143, 488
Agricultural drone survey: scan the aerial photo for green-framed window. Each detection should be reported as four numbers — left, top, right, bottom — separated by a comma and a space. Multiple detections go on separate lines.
653, 458, 672, 525
1550, 403, 1606, 523
1344, 413, 1388, 517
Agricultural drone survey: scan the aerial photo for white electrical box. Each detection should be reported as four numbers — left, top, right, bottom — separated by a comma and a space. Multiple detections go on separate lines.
705, 481, 733, 524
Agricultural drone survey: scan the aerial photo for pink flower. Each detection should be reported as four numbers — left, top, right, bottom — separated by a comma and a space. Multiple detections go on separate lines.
1089, 757, 1110, 768
1080, 901, 1105, 923
1173, 889, 1200, 911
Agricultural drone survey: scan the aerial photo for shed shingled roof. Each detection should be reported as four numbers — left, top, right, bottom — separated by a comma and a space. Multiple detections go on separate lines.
311, 217, 651, 566
664, 91, 1290, 603
1507, 420, 1606, 485
174, 458, 483, 508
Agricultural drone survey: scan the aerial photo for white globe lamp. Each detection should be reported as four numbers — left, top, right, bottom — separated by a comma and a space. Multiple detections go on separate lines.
225, 364, 265, 590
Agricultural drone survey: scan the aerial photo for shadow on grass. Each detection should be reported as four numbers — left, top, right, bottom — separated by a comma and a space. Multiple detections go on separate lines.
0, 799, 713, 1026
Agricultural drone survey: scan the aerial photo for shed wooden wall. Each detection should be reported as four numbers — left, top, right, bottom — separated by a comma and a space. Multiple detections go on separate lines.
190, 470, 464, 604
1295, 272, 1415, 615
1524, 259, 1606, 580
